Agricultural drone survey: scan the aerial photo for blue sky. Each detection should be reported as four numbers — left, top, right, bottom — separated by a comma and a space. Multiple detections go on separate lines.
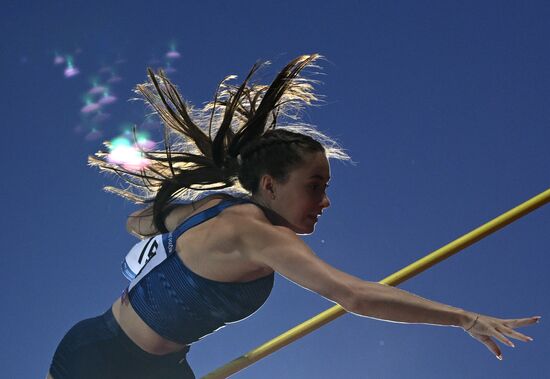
1, 1, 549, 378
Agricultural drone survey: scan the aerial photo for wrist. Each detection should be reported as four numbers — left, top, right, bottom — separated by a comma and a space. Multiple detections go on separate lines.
457, 309, 477, 330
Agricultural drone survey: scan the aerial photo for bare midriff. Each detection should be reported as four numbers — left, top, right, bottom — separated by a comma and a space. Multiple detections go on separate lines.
112, 298, 186, 355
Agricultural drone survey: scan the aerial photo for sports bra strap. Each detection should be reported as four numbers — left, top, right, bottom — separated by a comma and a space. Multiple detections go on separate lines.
170, 197, 252, 241
121, 196, 253, 285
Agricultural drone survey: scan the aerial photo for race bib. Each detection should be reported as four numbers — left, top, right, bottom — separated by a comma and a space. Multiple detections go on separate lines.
121, 197, 249, 297
121, 232, 175, 292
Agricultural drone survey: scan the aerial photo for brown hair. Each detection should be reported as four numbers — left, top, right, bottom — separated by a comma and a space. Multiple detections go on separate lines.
89, 54, 352, 232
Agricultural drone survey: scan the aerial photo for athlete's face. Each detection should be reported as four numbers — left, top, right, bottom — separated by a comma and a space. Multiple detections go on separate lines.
260, 151, 331, 235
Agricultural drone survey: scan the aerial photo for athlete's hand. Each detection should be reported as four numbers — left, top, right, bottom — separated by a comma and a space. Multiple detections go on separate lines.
462, 313, 540, 360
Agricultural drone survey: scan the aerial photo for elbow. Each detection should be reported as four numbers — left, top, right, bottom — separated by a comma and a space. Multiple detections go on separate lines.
126, 218, 135, 234
126, 217, 152, 239
126, 215, 140, 234
344, 281, 387, 316
336, 281, 369, 314
126, 218, 142, 238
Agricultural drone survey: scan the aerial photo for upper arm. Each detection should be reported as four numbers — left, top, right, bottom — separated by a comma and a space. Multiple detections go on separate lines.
241, 220, 363, 311
126, 203, 193, 238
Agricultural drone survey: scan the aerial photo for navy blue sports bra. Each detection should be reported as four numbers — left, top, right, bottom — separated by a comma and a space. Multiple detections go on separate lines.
122, 197, 275, 345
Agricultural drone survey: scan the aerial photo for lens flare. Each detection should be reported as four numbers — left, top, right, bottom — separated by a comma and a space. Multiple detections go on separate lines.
88, 78, 107, 95
98, 91, 117, 105
64, 56, 79, 78
89, 86, 106, 94
135, 131, 157, 150
166, 42, 181, 59
166, 48, 181, 59
81, 101, 101, 114
163, 61, 176, 74
107, 75, 122, 84
105, 68, 123, 83
166, 51, 181, 59
107, 134, 155, 171
54, 53, 65, 65
99, 65, 112, 74
85, 128, 103, 141
91, 111, 111, 123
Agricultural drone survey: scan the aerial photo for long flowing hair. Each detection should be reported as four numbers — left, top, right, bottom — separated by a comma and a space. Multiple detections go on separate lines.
89, 54, 352, 232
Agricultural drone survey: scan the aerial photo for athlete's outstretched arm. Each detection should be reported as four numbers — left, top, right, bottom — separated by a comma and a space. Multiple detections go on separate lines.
242, 220, 540, 360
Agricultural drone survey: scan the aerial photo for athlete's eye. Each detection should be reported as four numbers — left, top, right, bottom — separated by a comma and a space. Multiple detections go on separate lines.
309, 183, 329, 191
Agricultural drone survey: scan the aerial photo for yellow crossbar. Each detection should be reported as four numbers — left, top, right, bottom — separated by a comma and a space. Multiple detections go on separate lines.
203, 188, 550, 378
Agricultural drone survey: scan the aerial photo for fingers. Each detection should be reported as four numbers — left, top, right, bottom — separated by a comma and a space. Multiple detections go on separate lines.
478, 335, 502, 360
492, 328, 515, 348
498, 325, 534, 343
467, 315, 540, 361
503, 316, 541, 328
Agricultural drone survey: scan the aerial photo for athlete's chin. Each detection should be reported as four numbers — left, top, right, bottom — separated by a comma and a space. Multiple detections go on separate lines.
295, 222, 316, 235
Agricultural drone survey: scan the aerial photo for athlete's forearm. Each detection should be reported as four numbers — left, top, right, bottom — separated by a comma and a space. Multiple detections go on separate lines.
350, 281, 472, 328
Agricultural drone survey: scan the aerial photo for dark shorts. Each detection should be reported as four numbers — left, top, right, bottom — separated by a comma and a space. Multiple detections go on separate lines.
49, 308, 195, 379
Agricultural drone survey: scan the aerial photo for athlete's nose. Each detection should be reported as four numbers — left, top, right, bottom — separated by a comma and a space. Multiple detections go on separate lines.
321, 193, 331, 209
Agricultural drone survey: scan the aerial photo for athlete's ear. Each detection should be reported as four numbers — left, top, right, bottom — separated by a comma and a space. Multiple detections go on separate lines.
257, 174, 276, 196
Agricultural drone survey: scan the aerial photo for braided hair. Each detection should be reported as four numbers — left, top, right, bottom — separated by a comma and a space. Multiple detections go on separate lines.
89, 54, 351, 232
238, 129, 324, 192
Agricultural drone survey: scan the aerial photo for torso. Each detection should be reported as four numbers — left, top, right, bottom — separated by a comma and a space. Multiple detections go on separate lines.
112, 195, 274, 355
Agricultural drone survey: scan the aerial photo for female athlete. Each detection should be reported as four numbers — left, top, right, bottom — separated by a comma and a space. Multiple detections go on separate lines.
48, 54, 539, 379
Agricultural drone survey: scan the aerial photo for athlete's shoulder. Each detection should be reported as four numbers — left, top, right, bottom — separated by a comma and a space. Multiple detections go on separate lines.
231, 203, 295, 247
225, 197, 276, 226
165, 193, 236, 231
